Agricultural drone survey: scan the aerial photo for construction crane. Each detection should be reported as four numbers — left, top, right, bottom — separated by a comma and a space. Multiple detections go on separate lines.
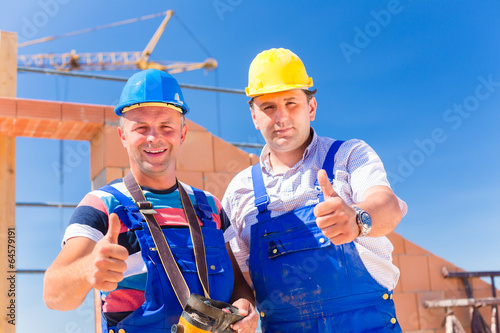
17, 10, 217, 74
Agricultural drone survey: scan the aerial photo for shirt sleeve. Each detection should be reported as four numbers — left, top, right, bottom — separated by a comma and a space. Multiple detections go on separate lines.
62, 192, 108, 247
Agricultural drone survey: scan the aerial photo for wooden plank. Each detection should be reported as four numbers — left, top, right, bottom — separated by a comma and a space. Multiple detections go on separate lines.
0, 136, 16, 332
0, 31, 17, 98
424, 297, 500, 308
0, 30, 16, 333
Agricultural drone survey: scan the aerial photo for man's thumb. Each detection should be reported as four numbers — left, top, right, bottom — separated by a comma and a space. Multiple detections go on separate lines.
317, 169, 339, 198
105, 213, 121, 244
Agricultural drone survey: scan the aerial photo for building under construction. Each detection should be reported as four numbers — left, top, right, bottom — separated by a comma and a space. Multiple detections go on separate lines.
1, 13, 500, 332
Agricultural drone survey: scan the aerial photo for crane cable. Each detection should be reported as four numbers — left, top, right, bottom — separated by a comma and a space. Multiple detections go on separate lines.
18, 11, 170, 48
173, 14, 223, 137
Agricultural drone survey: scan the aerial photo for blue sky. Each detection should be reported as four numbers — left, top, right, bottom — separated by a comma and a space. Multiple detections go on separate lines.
3, 1, 500, 331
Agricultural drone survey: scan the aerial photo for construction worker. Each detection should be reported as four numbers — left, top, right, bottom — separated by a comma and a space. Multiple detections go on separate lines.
222, 48, 408, 332
43, 69, 258, 333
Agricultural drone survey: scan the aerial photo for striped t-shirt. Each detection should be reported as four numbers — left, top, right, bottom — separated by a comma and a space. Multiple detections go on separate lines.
62, 179, 230, 325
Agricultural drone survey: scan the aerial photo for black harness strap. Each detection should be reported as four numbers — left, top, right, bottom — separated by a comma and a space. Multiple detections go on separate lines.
123, 172, 210, 308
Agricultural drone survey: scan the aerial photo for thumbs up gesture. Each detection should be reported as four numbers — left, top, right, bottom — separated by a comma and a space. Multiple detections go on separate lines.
87, 213, 129, 291
313, 169, 359, 245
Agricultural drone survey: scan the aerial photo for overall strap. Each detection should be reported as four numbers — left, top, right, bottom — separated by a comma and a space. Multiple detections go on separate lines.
192, 187, 216, 228
123, 172, 209, 309
252, 163, 271, 222
316, 140, 345, 202
100, 184, 142, 230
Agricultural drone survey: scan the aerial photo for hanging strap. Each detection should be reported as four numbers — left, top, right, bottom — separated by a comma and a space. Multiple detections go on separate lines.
252, 140, 346, 217
316, 140, 344, 202
123, 172, 209, 309
251, 163, 271, 222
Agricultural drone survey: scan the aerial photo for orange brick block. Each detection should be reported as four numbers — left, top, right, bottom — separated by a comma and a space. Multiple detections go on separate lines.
249, 153, 260, 165
427, 255, 462, 292
394, 292, 419, 331
213, 136, 252, 173
0, 97, 15, 117
177, 131, 214, 172
10, 118, 59, 138
416, 291, 446, 330
404, 238, 432, 255
399, 255, 431, 292
387, 232, 405, 255
105, 106, 120, 125
203, 172, 237, 200
177, 171, 204, 190
61, 102, 105, 123
17, 98, 61, 120
186, 119, 207, 132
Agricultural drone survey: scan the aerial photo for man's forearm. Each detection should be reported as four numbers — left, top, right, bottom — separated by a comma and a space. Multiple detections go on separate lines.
356, 186, 403, 237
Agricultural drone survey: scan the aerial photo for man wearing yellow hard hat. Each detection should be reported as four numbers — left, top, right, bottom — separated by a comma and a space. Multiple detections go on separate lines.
222, 48, 408, 332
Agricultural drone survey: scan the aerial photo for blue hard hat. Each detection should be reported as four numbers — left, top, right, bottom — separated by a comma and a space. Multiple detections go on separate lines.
114, 69, 190, 116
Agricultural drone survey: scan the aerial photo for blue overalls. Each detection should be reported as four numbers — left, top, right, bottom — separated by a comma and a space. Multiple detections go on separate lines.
249, 141, 402, 332
99, 184, 234, 332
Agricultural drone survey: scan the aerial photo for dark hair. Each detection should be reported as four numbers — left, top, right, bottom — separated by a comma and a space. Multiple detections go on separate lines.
248, 89, 317, 108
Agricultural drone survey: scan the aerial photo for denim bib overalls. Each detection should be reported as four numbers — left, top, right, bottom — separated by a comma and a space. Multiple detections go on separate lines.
249, 141, 402, 332
99, 184, 234, 332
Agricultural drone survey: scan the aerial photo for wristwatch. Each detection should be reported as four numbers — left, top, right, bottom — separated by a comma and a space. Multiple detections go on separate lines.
353, 206, 372, 237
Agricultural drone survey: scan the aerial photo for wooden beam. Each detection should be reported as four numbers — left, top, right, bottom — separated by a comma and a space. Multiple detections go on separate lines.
0, 31, 17, 97
424, 297, 500, 308
0, 30, 16, 333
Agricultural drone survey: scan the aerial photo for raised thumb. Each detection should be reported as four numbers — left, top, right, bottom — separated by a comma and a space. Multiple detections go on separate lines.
105, 213, 121, 244
317, 169, 339, 198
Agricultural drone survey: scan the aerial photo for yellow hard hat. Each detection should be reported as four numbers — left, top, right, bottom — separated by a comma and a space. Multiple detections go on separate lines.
246, 48, 313, 97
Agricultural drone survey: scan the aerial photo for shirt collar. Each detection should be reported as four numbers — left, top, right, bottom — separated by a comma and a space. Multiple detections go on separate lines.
259, 128, 319, 174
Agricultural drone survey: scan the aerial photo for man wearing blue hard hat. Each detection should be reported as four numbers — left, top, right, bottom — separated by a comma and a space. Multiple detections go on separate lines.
44, 69, 258, 333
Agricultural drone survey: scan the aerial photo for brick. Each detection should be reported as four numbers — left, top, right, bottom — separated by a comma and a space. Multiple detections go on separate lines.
0, 97, 15, 117
0, 117, 14, 135
203, 172, 237, 200
53, 121, 101, 141
105, 106, 120, 125
393, 255, 403, 293
394, 292, 419, 331
62, 102, 105, 123
10, 118, 59, 138
186, 119, 207, 132
387, 232, 405, 255
249, 153, 260, 165
399, 255, 431, 292
404, 238, 432, 255
90, 129, 104, 180
91, 167, 125, 189
417, 291, 446, 330
102, 125, 129, 169
428, 255, 462, 292
176, 171, 204, 190
441, 289, 471, 329
213, 136, 251, 173
177, 131, 214, 172
17, 98, 61, 120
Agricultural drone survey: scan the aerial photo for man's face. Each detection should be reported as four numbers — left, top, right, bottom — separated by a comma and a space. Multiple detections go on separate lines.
251, 89, 317, 154
118, 106, 186, 180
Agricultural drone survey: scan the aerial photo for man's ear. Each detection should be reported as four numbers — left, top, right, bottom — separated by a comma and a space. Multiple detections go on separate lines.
180, 123, 187, 144
309, 97, 317, 121
117, 125, 127, 148
251, 107, 260, 130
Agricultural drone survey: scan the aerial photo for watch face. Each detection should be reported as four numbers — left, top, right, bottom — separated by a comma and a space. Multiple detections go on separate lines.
360, 211, 372, 228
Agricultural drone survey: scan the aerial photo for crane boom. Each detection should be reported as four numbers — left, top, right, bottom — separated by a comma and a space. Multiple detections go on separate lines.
17, 50, 217, 73
17, 10, 217, 74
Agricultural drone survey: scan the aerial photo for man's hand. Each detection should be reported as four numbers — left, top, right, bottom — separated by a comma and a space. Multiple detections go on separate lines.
231, 298, 258, 333
313, 169, 359, 245
87, 213, 129, 291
